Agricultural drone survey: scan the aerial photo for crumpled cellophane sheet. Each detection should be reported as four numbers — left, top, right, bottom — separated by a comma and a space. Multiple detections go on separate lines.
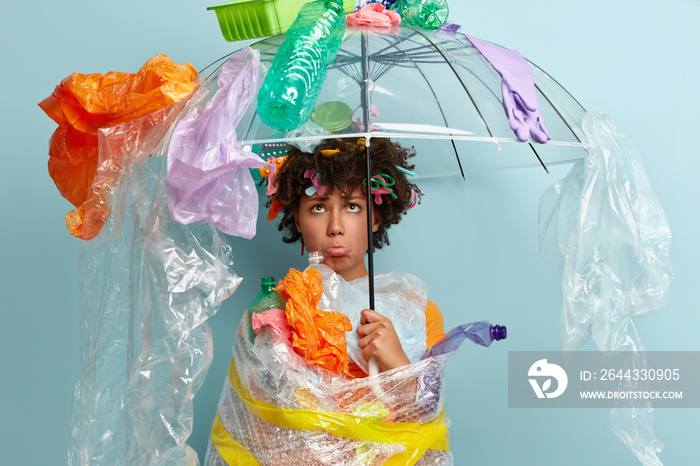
277, 267, 353, 375
68, 76, 242, 465
38, 54, 198, 239
204, 319, 453, 466
538, 108, 672, 465
167, 47, 269, 239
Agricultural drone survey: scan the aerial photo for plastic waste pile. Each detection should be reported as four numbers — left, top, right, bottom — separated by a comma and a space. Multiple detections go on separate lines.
205, 255, 506, 465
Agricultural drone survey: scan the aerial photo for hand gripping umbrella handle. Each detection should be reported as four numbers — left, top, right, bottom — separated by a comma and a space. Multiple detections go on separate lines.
369, 355, 379, 376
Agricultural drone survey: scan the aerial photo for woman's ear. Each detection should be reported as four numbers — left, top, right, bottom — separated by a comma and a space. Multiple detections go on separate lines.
295, 215, 301, 233
372, 211, 380, 233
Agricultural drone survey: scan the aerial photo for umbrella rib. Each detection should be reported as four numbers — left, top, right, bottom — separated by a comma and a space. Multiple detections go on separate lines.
198, 51, 236, 75
371, 29, 465, 179
407, 52, 466, 180
418, 32, 498, 144
528, 60, 587, 113
528, 142, 549, 174
532, 80, 587, 148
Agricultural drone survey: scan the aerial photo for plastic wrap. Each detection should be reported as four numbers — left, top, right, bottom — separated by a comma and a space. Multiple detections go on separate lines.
38, 54, 198, 239
68, 97, 242, 464
538, 108, 672, 465
204, 318, 452, 465
167, 47, 268, 239
310, 263, 428, 375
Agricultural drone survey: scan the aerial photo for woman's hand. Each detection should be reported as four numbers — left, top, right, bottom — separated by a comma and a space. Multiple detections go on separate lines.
357, 309, 410, 372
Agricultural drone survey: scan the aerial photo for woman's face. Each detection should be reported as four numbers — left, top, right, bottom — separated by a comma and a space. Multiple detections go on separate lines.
295, 187, 379, 281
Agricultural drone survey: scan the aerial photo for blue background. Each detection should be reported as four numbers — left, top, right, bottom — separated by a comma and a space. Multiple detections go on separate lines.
2, 0, 698, 464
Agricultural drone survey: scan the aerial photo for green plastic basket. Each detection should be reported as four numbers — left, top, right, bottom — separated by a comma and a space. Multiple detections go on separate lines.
208, 0, 356, 42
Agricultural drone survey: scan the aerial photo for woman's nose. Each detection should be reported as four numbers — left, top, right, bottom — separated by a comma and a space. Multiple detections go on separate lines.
328, 212, 344, 236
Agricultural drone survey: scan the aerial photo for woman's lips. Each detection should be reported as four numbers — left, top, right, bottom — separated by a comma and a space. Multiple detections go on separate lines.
325, 247, 350, 256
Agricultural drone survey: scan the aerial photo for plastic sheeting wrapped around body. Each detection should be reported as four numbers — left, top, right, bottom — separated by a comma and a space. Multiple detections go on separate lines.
205, 267, 448, 465
205, 318, 452, 466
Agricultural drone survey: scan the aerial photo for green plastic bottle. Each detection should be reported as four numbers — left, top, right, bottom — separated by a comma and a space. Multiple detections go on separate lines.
247, 276, 287, 343
256, 0, 346, 132
392, 0, 449, 30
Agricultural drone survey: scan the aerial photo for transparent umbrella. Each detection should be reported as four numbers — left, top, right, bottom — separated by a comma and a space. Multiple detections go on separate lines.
200, 24, 588, 311
203, 25, 588, 178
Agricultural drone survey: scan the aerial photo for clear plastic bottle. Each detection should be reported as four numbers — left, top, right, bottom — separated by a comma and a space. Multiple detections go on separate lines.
422, 321, 507, 359
256, 0, 346, 132
247, 276, 287, 343
392, 0, 449, 30
307, 250, 324, 267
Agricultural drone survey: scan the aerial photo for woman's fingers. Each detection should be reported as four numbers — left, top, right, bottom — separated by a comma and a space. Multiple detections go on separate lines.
356, 308, 410, 370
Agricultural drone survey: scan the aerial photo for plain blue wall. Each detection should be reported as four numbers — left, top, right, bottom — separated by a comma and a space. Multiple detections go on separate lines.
2, 0, 698, 464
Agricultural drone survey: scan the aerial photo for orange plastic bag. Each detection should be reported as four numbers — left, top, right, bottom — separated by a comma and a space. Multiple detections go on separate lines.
277, 268, 352, 375
39, 54, 198, 239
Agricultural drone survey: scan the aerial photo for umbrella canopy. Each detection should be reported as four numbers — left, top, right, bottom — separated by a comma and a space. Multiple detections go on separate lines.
203, 25, 588, 179
197, 24, 591, 323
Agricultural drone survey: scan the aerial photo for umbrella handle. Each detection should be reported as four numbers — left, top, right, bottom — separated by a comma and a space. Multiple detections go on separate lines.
369, 355, 379, 376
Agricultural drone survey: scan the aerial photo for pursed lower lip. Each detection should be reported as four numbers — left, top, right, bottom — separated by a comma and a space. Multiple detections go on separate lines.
325, 247, 350, 256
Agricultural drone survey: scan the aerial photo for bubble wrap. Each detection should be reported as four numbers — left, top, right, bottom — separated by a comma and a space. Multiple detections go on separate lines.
204, 318, 452, 465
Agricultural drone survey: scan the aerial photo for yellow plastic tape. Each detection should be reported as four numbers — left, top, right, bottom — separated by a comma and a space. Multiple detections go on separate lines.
214, 356, 449, 464
210, 413, 260, 465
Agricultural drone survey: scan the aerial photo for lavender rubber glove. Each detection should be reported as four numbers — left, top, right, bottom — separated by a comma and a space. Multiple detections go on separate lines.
466, 34, 550, 143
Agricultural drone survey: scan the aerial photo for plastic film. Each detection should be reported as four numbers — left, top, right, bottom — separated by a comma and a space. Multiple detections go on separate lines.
167, 47, 268, 239
68, 106, 241, 464
538, 108, 672, 465
205, 318, 452, 465
38, 54, 198, 239
310, 264, 428, 375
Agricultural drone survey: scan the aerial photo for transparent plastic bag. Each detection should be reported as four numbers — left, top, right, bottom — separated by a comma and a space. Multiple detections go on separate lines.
204, 317, 452, 466
167, 47, 268, 239
69, 114, 241, 464
539, 108, 672, 352
538, 108, 672, 466
310, 263, 428, 375
38, 54, 199, 239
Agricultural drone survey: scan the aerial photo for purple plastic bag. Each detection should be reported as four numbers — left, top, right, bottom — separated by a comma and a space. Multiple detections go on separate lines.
167, 47, 267, 239
466, 34, 550, 144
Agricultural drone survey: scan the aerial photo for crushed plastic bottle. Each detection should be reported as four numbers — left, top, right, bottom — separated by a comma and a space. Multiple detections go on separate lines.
422, 321, 507, 359
256, 0, 346, 131
247, 276, 287, 342
392, 0, 449, 30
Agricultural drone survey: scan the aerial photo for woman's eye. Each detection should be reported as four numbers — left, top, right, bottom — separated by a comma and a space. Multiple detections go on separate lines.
347, 203, 361, 212
311, 204, 325, 213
